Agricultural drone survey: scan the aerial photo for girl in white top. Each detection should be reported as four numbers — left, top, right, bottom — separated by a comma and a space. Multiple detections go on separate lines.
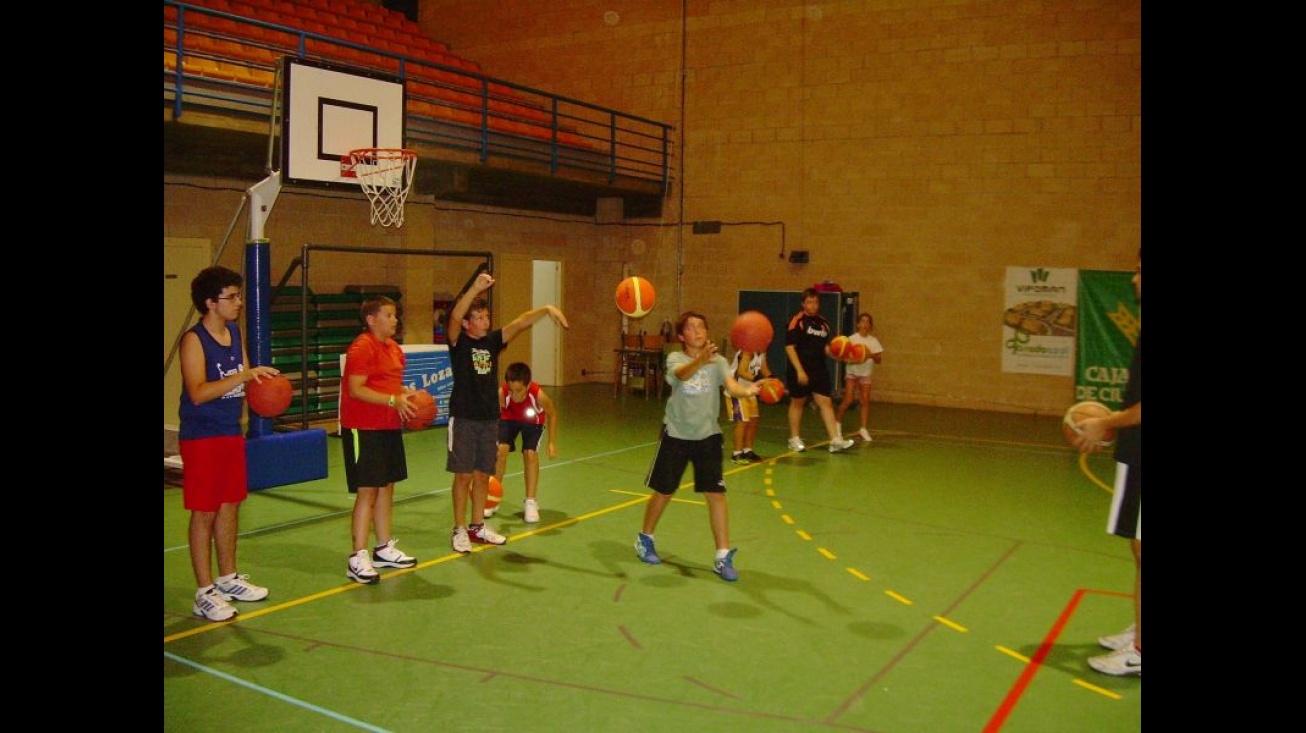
835, 313, 884, 442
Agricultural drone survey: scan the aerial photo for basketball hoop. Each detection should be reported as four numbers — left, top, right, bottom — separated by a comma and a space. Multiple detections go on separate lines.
341, 148, 417, 228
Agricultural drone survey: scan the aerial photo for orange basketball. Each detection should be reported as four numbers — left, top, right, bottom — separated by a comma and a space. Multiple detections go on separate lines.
846, 342, 868, 364
246, 374, 292, 418
756, 377, 786, 405
615, 276, 656, 318
486, 476, 503, 511
404, 390, 438, 430
829, 335, 852, 361
730, 310, 774, 353
1062, 400, 1115, 447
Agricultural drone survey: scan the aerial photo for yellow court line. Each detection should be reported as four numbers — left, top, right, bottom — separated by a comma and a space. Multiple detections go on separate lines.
884, 589, 913, 605
995, 645, 1029, 663
846, 567, 870, 581
164, 494, 652, 645
1078, 452, 1115, 494
933, 615, 969, 633
1072, 678, 1124, 700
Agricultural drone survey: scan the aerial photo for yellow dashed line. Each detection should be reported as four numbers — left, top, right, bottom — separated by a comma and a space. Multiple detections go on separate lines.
796, 530, 812, 541
780, 514, 795, 525
847, 568, 870, 581
933, 615, 968, 633
818, 547, 836, 560
1072, 678, 1124, 700
770, 500, 783, 509
996, 645, 1028, 663
885, 590, 913, 605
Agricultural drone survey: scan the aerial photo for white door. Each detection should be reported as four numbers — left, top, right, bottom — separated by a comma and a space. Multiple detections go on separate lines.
531, 260, 562, 385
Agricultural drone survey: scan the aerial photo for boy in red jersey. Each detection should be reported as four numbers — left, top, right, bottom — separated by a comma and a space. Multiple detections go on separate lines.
339, 296, 420, 584
489, 361, 559, 524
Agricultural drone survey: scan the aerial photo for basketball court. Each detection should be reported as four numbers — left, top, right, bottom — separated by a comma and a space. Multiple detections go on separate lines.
163, 391, 1140, 732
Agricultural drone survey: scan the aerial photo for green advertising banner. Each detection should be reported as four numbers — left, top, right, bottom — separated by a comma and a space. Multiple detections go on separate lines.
1075, 270, 1139, 410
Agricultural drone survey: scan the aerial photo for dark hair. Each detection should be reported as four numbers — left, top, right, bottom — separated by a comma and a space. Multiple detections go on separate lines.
858, 312, 874, 329
191, 266, 242, 314
676, 310, 707, 335
504, 361, 532, 384
801, 287, 820, 301
463, 297, 490, 322
361, 295, 397, 322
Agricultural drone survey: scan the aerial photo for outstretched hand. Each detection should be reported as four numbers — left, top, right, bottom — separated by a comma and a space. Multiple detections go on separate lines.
546, 305, 570, 329
473, 272, 495, 293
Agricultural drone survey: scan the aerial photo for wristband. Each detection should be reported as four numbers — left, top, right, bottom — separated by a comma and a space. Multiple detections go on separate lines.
388, 394, 397, 408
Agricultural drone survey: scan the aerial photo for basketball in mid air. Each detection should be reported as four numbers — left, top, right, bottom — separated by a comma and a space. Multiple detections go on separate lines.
615, 276, 656, 318
729, 310, 774, 353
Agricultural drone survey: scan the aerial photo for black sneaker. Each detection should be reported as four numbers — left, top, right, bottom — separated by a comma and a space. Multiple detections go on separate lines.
730, 452, 750, 465
743, 450, 763, 463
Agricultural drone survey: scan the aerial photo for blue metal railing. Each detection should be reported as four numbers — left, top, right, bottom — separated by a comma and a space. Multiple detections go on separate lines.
164, 0, 673, 188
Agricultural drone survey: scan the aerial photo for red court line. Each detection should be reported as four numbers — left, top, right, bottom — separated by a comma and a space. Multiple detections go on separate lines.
983, 587, 1132, 732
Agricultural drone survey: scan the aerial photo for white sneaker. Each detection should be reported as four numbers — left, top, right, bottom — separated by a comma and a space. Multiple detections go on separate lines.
215, 573, 269, 602
857, 428, 873, 442
829, 437, 855, 453
470, 523, 507, 546
451, 527, 472, 554
372, 538, 416, 568
193, 586, 238, 621
483, 504, 498, 519
787, 437, 806, 452
1088, 644, 1140, 677
347, 549, 379, 584
523, 498, 540, 524
1098, 623, 1136, 651
835, 425, 843, 438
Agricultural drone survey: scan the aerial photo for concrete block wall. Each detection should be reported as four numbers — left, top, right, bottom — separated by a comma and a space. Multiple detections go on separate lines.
415, 0, 1141, 416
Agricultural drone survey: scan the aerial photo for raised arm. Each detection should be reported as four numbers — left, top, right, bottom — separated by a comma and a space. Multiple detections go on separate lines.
447, 272, 495, 346
503, 305, 570, 343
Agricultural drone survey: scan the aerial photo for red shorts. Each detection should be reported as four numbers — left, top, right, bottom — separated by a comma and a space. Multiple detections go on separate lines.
180, 435, 248, 512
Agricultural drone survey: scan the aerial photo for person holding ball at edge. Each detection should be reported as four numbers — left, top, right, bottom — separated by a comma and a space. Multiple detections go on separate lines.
725, 348, 773, 464
179, 266, 280, 621
784, 288, 855, 454
340, 295, 420, 585
1073, 253, 1142, 677
446, 271, 569, 553
834, 312, 884, 443
635, 311, 761, 582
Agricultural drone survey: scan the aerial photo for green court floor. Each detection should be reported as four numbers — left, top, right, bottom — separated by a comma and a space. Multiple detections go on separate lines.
163, 384, 1140, 732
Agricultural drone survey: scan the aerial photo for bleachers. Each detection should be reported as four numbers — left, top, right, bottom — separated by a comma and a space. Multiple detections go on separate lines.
165, 0, 672, 186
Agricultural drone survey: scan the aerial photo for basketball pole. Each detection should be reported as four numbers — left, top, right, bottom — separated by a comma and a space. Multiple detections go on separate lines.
240, 172, 329, 491
245, 172, 282, 440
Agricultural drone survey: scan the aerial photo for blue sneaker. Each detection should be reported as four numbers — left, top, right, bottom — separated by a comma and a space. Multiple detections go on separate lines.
635, 533, 662, 564
714, 548, 739, 582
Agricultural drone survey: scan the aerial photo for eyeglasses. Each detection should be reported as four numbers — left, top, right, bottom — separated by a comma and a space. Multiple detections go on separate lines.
217, 294, 243, 302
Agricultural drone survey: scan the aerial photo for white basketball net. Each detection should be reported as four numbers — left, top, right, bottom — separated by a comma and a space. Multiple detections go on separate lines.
345, 149, 417, 228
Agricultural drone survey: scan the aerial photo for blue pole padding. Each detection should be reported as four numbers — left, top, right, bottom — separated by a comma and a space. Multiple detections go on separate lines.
245, 239, 273, 438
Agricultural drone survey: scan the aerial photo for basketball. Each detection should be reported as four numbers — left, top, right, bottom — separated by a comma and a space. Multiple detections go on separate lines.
756, 377, 786, 405
246, 374, 292, 418
404, 390, 438, 430
486, 476, 503, 511
829, 335, 852, 361
615, 276, 656, 318
846, 342, 868, 364
730, 310, 774, 353
1062, 400, 1115, 447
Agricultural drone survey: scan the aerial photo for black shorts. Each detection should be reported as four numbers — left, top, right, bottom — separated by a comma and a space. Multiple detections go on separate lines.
446, 417, 499, 475
1108, 462, 1141, 540
786, 362, 832, 399
341, 428, 407, 493
645, 429, 725, 495
498, 420, 544, 453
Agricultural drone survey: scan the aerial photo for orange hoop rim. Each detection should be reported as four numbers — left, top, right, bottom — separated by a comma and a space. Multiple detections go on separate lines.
347, 148, 417, 163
